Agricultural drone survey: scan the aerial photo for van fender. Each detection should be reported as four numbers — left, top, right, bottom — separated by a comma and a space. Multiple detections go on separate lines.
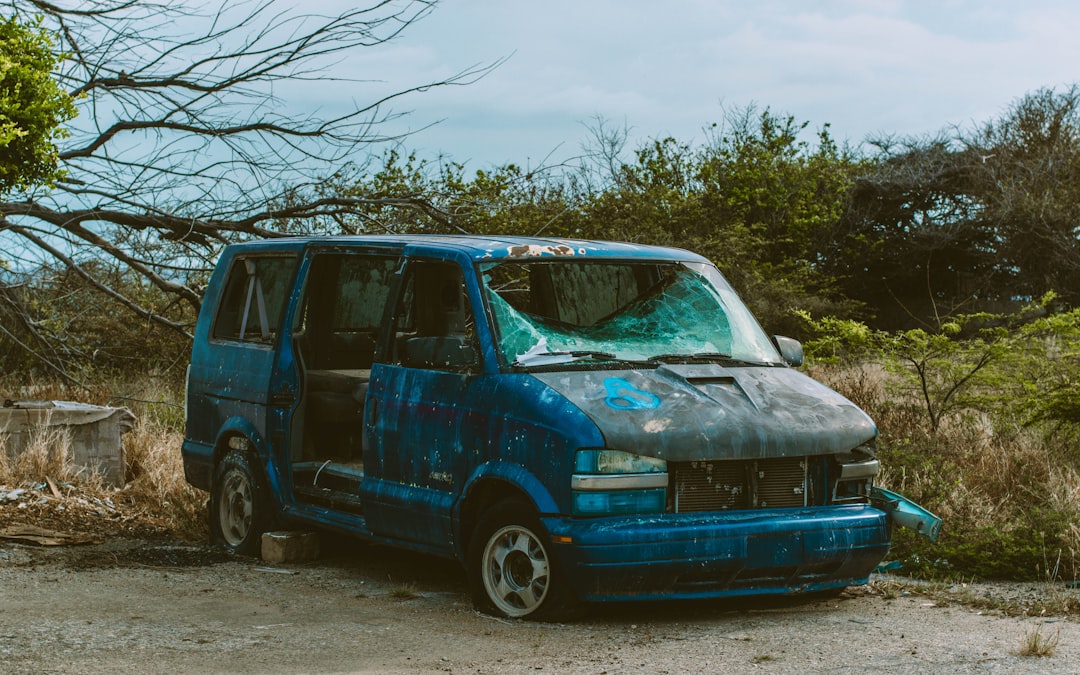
212, 416, 286, 506
451, 461, 560, 559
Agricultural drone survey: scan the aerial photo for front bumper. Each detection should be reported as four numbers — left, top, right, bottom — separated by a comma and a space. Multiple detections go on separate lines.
542, 504, 890, 602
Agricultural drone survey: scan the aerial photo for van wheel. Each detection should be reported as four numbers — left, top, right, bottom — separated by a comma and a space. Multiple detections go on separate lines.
211, 449, 268, 556
467, 500, 578, 620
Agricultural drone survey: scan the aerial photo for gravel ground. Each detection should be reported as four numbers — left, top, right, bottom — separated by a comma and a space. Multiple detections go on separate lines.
1, 537, 1078, 674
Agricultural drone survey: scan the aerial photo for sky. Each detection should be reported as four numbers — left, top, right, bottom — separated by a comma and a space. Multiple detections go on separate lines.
306, 0, 1080, 169
299, 0, 1080, 171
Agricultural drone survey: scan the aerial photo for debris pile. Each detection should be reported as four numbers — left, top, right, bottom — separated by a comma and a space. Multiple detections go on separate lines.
0, 478, 175, 543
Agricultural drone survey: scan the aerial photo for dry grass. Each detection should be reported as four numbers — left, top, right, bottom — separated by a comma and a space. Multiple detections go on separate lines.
1016, 623, 1061, 657
0, 375, 206, 541
0, 414, 100, 488
816, 362, 1080, 583
120, 413, 207, 539
867, 574, 1080, 618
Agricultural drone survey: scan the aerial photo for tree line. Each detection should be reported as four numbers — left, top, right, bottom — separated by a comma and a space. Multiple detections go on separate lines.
3, 1, 1080, 378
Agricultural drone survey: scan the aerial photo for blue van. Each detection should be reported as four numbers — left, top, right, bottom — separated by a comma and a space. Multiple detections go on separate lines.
182, 235, 939, 619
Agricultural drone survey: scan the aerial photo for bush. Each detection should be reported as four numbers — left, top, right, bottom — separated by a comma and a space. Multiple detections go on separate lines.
804, 301, 1080, 582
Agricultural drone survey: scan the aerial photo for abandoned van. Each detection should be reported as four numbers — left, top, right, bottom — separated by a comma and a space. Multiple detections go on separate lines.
182, 235, 939, 619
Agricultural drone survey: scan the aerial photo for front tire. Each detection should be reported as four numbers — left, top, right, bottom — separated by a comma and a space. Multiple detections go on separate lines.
467, 499, 577, 620
210, 449, 270, 555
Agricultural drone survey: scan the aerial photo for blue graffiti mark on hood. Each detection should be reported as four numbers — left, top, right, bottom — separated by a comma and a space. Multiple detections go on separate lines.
603, 377, 662, 410
532, 363, 876, 461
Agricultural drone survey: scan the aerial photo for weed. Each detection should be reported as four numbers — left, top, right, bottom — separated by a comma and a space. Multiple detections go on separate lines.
387, 583, 420, 600
1016, 623, 1060, 657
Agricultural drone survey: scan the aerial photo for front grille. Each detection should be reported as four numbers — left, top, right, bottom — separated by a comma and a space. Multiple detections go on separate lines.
673, 461, 748, 512
672, 457, 813, 513
754, 457, 807, 509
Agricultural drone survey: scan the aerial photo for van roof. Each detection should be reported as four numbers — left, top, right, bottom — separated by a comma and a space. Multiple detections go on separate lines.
222, 235, 707, 263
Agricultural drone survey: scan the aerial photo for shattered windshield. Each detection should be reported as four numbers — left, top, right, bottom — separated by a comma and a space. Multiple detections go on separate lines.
479, 259, 783, 368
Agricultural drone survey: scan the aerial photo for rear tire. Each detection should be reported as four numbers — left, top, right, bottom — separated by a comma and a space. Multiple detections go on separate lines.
210, 449, 270, 556
467, 499, 578, 620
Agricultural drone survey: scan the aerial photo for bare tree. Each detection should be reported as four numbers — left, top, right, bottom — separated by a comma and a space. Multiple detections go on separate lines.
0, 0, 495, 372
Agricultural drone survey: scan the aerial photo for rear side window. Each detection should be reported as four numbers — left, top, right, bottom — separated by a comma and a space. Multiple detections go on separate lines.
213, 255, 297, 343
297, 253, 398, 369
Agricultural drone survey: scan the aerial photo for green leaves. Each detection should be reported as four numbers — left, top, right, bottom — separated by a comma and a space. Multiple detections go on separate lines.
806, 299, 1080, 582
0, 15, 77, 196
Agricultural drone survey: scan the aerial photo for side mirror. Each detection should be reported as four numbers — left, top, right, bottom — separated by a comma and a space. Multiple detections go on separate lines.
773, 335, 804, 367
403, 335, 477, 371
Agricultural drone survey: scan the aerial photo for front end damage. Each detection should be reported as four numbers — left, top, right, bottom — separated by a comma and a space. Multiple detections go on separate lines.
479, 254, 942, 600
545, 446, 940, 601
871, 486, 943, 542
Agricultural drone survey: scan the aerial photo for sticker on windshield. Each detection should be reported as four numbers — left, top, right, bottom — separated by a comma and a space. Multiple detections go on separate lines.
603, 378, 661, 410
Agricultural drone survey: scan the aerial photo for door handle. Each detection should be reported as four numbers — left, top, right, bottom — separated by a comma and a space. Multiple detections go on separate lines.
269, 391, 295, 407
366, 398, 379, 427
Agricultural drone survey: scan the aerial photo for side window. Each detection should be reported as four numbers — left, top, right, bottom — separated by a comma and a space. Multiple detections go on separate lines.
330, 256, 397, 331
298, 253, 397, 369
213, 256, 296, 343
390, 260, 478, 371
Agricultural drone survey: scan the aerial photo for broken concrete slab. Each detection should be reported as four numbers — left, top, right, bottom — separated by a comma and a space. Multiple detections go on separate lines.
0, 400, 135, 487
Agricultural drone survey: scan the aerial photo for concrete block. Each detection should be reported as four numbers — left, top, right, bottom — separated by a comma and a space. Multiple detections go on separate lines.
261, 530, 320, 563
0, 400, 134, 487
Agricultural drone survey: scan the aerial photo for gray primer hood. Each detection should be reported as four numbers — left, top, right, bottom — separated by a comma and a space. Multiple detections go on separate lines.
531, 364, 876, 461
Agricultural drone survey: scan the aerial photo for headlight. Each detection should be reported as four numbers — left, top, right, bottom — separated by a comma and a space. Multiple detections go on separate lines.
574, 449, 667, 474
571, 449, 667, 516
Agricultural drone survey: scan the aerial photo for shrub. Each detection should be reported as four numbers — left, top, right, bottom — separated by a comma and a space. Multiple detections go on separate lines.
803, 301, 1080, 582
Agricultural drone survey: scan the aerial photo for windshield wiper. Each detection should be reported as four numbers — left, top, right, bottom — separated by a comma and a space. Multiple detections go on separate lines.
649, 352, 780, 367
648, 352, 732, 363
513, 350, 617, 367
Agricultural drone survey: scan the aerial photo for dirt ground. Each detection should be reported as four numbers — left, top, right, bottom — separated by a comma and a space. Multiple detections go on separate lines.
1, 536, 1078, 674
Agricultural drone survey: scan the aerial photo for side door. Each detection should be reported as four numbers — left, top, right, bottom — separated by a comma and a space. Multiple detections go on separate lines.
362, 257, 483, 551
191, 254, 299, 479
280, 248, 399, 503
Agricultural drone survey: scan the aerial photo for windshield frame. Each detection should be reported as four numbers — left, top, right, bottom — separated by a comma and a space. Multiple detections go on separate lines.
477, 258, 784, 371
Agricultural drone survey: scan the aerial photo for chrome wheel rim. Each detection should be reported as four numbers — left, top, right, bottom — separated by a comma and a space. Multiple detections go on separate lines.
481, 524, 550, 617
219, 470, 253, 547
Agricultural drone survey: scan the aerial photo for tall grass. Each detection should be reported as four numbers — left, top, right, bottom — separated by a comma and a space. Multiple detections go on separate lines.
0, 411, 111, 500
812, 362, 1080, 582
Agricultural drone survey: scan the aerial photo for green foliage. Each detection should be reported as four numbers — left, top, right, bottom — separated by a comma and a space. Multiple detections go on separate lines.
889, 519, 1067, 582
584, 108, 863, 334
836, 86, 1080, 328
807, 298, 1080, 581
328, 149, 586, 238
796, 311, 874, 363
327, 107, 863, 337
802, 310, 1006, 433
0, 15, 76, 195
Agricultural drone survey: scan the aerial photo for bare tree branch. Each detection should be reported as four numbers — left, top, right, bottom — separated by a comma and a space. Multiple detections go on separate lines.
0, 0, 499, 372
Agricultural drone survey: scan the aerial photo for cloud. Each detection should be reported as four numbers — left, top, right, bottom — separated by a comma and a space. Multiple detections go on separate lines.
296, 0, 1080, 165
